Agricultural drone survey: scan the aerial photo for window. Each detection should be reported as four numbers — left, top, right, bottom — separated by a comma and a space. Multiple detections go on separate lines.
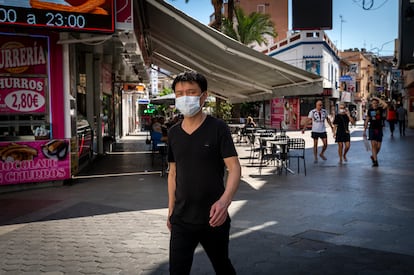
257, 4, 266, 14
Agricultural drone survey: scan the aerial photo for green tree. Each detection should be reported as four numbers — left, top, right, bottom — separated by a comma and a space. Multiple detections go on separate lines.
221, 6, 277, 46
158, 87, 173, 96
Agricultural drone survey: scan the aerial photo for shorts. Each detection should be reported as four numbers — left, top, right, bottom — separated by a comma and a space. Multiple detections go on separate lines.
368, 128, 383, 142
311, 132, 327, 139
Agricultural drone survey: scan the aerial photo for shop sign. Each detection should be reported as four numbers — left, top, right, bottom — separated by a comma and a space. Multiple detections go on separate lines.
0, 77, 46, 113
0, 139, 71, 185
116, 0, 133, 31
0, 1, 115, 33
339, 75, 353, 82
0, 35, 48, 75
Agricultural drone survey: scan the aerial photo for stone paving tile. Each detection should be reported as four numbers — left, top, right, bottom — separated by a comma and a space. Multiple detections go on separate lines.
1, 129, 414, 274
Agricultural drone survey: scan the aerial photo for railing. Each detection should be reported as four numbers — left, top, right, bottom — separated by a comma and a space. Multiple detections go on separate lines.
261, 30, 339, 56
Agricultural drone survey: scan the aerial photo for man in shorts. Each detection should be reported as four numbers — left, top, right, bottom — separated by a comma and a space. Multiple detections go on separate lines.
302, 100, 334, 163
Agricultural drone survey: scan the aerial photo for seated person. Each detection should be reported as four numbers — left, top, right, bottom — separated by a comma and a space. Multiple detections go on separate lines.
245, 116, 257, 128
151, 117, 168, 150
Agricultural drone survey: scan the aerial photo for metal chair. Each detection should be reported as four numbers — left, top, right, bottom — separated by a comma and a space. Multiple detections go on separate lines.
272, 135, 290, 175
287, 138, 306, 175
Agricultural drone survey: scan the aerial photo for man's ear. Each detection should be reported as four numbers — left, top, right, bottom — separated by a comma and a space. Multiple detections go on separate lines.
201, 91, 208, 106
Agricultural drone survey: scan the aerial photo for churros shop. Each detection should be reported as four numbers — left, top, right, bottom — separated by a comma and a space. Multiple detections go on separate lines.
0, 0, 116, 186
0, 32, 70, 186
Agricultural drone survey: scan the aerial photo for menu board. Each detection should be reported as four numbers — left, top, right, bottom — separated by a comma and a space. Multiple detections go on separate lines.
0, 34, 48, 114
0, 0, 115, 33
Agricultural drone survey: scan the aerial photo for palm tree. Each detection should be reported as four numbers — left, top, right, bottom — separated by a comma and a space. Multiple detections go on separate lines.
222, 6, 277, 46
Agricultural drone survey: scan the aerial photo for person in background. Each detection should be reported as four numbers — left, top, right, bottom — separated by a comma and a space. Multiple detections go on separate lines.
151, 117, 168, 149
397, 104, 408, 136
241, 116, 257, 142
245, 116, 256, 128
167, 71, 241, 275
386, 103, 398, 137
363, 97, 388, 167
333, 103, 354, 164
302, 99, 334, 163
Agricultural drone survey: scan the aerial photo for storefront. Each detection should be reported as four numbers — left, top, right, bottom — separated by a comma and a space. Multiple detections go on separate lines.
0, 31, 70, 185
0, 0, 119, 187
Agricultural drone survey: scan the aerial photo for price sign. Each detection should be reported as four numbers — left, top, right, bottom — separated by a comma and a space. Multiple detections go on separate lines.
4, 90, 45, 112
0, 77, 46, 114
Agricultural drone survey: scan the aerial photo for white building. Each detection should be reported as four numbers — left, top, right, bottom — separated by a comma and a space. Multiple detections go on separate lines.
253, 30, 342, 129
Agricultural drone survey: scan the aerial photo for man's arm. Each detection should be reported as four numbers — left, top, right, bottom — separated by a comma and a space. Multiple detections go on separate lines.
167, 162, 176, 231
301, 117, 311, 132
209, 156, 241, 227
326, 115, 334, 130
373, 96, 388, 109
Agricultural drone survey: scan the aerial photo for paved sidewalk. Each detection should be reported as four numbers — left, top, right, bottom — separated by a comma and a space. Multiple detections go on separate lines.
1, 124, 414, 274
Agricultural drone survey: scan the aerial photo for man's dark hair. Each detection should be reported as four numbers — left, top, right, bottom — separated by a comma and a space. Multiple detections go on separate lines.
172, 71, 208, 92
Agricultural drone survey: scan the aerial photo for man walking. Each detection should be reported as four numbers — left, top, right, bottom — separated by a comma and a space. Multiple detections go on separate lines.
363, 97, 387, 167
397, 104, 408, 136
167, 71, 241, 275
302, 99, 334, 163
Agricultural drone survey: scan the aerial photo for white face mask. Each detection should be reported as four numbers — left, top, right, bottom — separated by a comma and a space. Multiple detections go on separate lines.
175, 95, 202, 117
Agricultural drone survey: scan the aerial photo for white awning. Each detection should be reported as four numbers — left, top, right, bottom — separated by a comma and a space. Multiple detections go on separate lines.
135, 0, 323, 103
150, 93, 175, 105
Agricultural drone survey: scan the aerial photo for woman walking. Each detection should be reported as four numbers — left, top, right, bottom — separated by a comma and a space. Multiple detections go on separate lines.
333, 103, 355, 164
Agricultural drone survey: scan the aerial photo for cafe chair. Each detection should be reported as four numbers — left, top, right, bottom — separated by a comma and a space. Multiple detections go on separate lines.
287, 138, 306, 176
258, 137, 277, 174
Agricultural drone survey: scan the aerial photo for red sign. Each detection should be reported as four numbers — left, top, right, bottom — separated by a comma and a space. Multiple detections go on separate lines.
270, 98, 284, 128
0, 35, 48, 75
116, 0, 131, 22
0, 139, 71, 185
0, 77, 46, 114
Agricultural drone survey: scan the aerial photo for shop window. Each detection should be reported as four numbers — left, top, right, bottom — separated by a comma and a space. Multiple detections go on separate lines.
0, 114, 49, 141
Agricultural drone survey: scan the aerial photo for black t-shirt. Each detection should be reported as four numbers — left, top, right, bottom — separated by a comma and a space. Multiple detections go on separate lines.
367, 107, 385, 129
167, 115, 238, 225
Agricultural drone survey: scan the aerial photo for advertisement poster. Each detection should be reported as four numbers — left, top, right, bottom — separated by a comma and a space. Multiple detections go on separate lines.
283, 98, 300, 130
270, 98, 300, 130
0, 0, 115, 33
0, 139, 71, 185
306, 60, 320, 75
270, 98, 284, 128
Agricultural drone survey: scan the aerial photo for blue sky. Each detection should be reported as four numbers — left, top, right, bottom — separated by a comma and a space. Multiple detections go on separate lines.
165, 0, 398, 56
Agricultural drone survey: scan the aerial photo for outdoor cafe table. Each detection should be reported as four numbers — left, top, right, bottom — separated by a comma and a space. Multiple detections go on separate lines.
268, 140, 294, 175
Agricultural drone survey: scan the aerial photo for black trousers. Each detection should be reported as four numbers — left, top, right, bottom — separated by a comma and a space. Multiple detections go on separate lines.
388, 120, 396, 134
399, 120, 406, 135
169, 216, 236, 275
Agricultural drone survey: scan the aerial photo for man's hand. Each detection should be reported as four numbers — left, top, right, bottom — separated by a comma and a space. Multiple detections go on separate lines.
209, 199, 229, 227
167, 216, 172, 231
